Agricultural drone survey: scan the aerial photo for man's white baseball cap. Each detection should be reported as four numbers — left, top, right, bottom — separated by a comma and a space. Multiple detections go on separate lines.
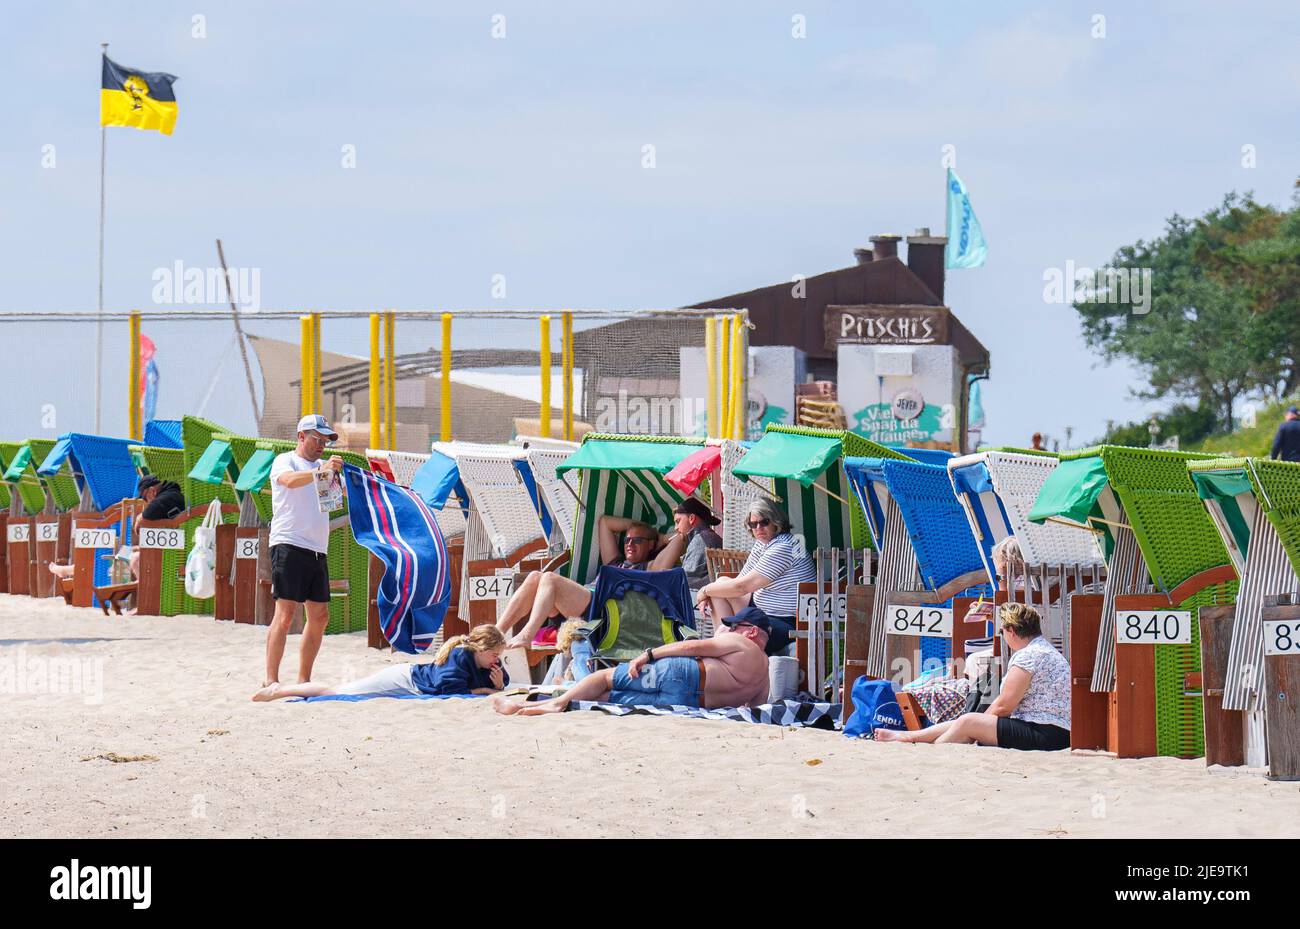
296, 414, 339, 440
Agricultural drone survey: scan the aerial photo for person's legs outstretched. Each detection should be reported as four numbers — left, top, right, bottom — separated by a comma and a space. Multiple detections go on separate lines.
492, 667, 615, 716
495, 571, 542, 632
506, 573, 591, 648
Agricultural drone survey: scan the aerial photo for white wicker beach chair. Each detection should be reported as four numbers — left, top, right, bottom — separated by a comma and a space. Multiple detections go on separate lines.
720, 439, 765, 552
526, 447, 579, 551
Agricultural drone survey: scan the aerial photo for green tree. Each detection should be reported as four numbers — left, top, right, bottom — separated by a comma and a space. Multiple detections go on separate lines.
1073, 187, 1297, 431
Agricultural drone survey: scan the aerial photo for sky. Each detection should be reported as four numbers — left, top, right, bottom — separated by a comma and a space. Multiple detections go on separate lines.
1, 1, 1297, 446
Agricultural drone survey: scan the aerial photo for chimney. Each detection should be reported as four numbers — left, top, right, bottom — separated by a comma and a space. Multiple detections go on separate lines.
906, 226, 947, 303
869, 234, 901, 260
853, 247, 873, 265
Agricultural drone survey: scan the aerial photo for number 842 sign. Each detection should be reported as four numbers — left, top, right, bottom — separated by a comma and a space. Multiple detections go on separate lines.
1117, 611, 1192, 646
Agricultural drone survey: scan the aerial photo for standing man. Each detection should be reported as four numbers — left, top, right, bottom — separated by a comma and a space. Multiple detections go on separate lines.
1271, 406, 1300, 462
261, 414, 344, 691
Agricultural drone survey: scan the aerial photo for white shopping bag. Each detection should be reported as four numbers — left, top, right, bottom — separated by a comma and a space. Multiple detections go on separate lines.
184, 499, 222, 599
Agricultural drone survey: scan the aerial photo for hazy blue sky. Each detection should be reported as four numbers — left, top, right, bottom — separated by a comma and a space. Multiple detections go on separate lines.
1, 1, 1296, 444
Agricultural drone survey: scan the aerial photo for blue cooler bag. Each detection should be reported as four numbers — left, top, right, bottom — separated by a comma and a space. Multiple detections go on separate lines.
843, 677, 909, 738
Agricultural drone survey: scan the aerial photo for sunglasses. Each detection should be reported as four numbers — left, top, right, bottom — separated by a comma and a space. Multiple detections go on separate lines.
746, 518, 772, 530
625, 536, 655, 545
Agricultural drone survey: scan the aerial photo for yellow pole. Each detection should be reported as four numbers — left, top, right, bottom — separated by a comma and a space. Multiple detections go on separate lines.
732, 313, 746, 440
704, 316, 718, 438
539, 315, 552, 439
127, 312, 141, 440
719, 315, 732, 438
299, 315, 312, 417
368, 314, 382, 449
562, 311, 573, 442
383, 312, 396, 450
311, 312, 323, 413
440, 313, 453, 442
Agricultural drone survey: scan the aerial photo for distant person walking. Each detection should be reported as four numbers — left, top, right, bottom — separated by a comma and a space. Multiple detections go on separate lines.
1271, 407, 1300, 462
260, 415, 344, 692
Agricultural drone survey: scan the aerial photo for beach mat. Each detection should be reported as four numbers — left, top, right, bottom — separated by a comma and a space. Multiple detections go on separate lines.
298, 693, 480, 703
572, 698, 841, 730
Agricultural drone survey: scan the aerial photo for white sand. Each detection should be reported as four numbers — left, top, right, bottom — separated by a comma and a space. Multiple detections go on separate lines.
2, 592, 1297, 838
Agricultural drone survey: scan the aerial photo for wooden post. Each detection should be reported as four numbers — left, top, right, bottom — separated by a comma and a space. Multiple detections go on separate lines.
1068, 593, 1109, 751
383, 311, 396, 450
213, 523, 237, 620
561, 311, 573, 442
299, 315, 313, 418
6, 515, 34, 596
128, 311, 142, 441
255, 527, 274, 625
311, 312, 323, 413
704, 316, 718, 438
539, 315, 552, 439
367, 552, 388, 649
1198, 604, 1245, 767
0, 514, 8, 593
232, 527, 261, 623
842, 583, 875, 723
440, 312, 453, 443
1109, 593, 1164, 759
33, 513, 68, 598
1260, 603, 1300, 780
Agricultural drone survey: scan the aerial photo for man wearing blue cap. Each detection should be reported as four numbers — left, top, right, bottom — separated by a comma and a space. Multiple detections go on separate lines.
1271, 406, 1300, 462
258, 415, 344, 694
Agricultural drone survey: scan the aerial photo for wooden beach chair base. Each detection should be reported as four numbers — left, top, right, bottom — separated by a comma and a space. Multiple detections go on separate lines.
95, 583, 137, 615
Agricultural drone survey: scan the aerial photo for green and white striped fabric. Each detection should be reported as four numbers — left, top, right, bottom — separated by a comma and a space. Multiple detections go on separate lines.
771, 463, 852, 553
560, 435, 704, 584
1188, 465, 1256, 575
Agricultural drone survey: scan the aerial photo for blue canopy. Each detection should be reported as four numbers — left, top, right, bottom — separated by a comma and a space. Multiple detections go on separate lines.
843, 458, 891, 548
38, 433, 140, 511
143, 420, 184, 449
947, 457, 1014, 581
410, 450, 467, 511
889, 447, 955, 467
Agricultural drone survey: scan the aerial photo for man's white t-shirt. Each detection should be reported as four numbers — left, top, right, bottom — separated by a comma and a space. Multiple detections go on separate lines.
269, 451, 330, 554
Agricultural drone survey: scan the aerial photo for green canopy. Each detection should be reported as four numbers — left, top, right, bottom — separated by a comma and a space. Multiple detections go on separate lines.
188, 440, 237, 486
557, 440, 703, 477
1188, 464, 1255, 571
3, 445, 32, 482
1028, 456, 1109, 526
234, 448, 277, 493
731, 431, 842, 487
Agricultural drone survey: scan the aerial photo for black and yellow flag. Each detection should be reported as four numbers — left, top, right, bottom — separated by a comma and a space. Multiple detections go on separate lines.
101, 55, 179, 136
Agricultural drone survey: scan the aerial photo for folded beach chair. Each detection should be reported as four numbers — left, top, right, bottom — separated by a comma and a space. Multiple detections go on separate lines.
581, 565, 698, 666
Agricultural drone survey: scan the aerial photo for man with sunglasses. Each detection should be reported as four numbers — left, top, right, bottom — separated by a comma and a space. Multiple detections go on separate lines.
258, 414, 345, 694
494, 514, 688, 649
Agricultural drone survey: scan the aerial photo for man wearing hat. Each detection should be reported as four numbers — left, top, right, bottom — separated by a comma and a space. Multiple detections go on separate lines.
672, 497, 723, 591
260, 414, 345, 692
1271, 406, 1300, 462
138, 474, 186, 521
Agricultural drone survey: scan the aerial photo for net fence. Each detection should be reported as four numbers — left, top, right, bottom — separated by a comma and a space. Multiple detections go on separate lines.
0, 308, 743, 452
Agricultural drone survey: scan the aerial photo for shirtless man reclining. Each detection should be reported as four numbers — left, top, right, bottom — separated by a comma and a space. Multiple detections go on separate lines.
494, 514, 687, 649
492, 606, 772, 716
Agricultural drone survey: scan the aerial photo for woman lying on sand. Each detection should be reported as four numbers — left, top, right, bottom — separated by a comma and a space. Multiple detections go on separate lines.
252, 625, 509, 702
874, 602, 1071, 751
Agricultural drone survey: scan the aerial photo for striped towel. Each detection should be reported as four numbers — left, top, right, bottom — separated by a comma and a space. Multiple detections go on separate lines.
344, 464, 452, 654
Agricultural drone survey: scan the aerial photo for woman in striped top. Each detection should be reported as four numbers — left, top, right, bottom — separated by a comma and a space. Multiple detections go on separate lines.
695, 498, 815, 655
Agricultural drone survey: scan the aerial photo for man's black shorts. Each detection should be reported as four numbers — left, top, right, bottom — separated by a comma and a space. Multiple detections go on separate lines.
996, 716, 1070, 751
270, 543, 330, 603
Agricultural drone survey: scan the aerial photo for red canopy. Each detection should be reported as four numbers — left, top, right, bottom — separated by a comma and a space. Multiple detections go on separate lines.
665, 445, 721, 495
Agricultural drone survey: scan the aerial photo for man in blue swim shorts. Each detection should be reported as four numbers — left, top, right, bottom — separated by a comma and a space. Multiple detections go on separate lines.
492, 607, 773, 716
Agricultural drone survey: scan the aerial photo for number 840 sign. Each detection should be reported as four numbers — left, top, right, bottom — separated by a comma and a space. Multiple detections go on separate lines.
1117, 611, 1192, 645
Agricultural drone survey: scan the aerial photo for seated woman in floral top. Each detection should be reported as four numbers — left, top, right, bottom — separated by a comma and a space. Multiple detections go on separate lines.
875, 602, 1071, 751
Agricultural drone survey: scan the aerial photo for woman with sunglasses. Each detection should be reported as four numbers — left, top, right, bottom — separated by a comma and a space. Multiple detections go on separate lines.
694, 498, 814, 655
493, 515, 685, 649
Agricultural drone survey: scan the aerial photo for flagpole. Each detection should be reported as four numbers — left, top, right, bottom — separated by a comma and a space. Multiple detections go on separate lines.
95, 41, 108, 434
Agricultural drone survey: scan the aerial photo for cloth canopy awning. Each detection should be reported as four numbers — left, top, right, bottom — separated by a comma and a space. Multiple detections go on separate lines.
234, 448, 277, 493
665, 445, 721, 495
188, 440, 236, 486
1189, 465, 1256, 572
1028, 456, 1110, 526
3, 445, 33, 482
731, 431, 841, 487
36, 438, 74, 477
843, 457, 890, 547
410, 450, 464, 510
557, 439, 705, 477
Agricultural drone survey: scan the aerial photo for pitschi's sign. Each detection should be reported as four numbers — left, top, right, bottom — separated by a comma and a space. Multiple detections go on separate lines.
825, 305, 948, 349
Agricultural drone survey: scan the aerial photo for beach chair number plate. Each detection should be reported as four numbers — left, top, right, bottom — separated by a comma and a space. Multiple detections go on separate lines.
469, 572, 516, 601
7, 523, 30, 544
73, 527, 116, 549
236, 538, 260, 560
138, 527, 185, 550
798, 593, 846, 624
1263, 620, 1300, 656
886, 605, 953, 637
36, 522, 59, 543
1117, 611, 1191, 645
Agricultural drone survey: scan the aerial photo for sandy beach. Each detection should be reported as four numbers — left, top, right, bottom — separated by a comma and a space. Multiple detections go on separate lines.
2, 592, 1297, 839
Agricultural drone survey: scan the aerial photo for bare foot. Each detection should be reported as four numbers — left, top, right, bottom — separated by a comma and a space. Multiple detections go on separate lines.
252, 683, 283, 702
491, 694, 526, 715
872, 728, 906, 742
514, 699, 569, 717
507, 634, 531, 649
